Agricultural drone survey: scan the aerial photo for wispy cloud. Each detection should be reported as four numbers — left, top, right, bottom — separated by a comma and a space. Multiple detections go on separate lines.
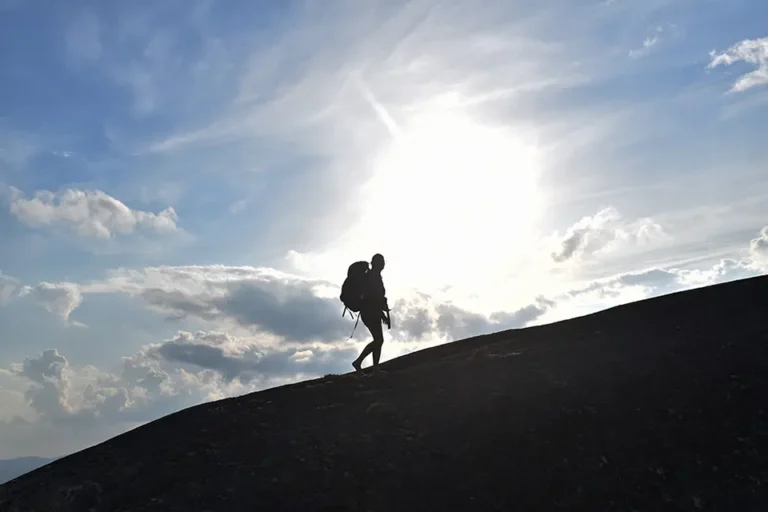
628, 24, 672, 59
709, 36, 768, 92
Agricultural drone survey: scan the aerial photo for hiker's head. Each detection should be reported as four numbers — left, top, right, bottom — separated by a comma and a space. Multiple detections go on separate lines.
371, 253, 385, 271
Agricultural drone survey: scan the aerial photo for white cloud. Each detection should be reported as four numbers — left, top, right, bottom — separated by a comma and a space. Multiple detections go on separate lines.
709, 36, 768, 92
550, 207, 667, 264
18, 282, 84, 326
566, 257, 755, 302
7, 347, 193, 425
539, 257, 757, 324
748, 226, 768, 271
291, 350, 314, 363
8, 187, 179, 239
390, 294, 554, 342
14, 349, 74, 420
142, 330, 357, 382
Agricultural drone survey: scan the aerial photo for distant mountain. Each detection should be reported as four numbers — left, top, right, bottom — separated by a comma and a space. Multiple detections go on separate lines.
0, 457, 55, 485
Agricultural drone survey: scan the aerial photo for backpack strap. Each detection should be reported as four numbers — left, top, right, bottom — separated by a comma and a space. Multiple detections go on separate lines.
348, 312, 361, 339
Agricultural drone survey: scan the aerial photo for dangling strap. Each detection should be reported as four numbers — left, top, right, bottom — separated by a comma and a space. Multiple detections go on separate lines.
348, 312, 361, 339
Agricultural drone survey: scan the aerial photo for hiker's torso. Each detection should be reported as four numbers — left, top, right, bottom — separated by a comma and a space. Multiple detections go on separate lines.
363, 270, 386, 309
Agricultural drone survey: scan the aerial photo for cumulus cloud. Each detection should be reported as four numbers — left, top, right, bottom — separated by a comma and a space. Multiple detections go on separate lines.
709, 37, 768, 92
146, 331, 265, 382
19, 282, 84, 325
142, 330, 357, 382
6, 327, 359, 429
567, 258, 755, 301
87, 265, 350, 342
9, 346, 203, 427
8, 187, 179, 239
434, 300, 552, 340
10, 347, 181, 425
550, 207, 666, 263
14, 350, 74, 420
749, 226, 768, 271
390, 294, 554, 342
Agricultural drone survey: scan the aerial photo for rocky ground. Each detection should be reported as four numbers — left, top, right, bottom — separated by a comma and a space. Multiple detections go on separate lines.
1, 275, 767, 511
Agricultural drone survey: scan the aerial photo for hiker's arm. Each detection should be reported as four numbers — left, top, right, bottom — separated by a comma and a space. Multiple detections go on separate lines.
381, 309, 391, 329
381, 300, 391, 329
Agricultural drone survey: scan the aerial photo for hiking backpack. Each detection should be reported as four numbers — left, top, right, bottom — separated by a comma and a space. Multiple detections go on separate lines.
340, 260, 370, 317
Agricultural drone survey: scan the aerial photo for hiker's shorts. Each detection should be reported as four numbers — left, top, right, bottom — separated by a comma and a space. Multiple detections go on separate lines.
360, 308, 384, 340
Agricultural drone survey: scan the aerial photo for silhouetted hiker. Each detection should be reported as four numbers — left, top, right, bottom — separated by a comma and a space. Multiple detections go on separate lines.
340, 253, 391, 374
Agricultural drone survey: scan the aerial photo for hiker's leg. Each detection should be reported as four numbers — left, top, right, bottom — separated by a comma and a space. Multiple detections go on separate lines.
372, 339, 384, 366
357, 341, 376, 362
354, 309, 379, 369
368, 315, 384, 366
358, 309, 383, 368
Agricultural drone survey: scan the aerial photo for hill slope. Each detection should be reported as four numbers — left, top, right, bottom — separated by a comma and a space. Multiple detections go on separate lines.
2, 276, 767, 511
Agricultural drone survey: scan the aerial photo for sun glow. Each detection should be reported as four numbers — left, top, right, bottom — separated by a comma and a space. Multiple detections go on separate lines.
356, 108, 545, 296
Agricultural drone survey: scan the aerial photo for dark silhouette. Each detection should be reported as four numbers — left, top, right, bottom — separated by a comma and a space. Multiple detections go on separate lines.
351, 253, 390, 374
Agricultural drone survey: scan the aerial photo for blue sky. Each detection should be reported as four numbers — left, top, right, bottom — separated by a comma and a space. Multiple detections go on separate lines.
1, 0, 767, 459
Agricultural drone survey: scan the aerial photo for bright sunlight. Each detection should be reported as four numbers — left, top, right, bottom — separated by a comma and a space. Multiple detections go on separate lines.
357, 107, 544, 296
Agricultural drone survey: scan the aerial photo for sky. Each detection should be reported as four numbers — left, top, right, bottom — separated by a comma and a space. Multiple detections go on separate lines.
0, 0, 767, 459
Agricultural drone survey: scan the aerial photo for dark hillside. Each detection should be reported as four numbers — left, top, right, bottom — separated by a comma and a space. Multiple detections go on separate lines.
2, 276, 767, 511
